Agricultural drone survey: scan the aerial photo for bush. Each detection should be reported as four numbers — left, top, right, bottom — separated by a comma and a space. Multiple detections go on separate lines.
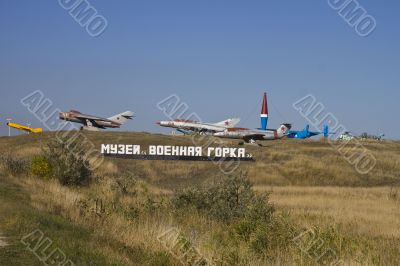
111, 172, 137, 196
236, 213, 298, 256
0, 153, 28, 176
31, 155, 53, 179
173, 171, 274, 224
45, 135, 92, 186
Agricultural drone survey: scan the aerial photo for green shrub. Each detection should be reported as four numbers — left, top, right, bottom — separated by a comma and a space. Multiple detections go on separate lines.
239, 213, 298, 256
123, 206, 140, 221
111, 173, 137, 196
45, 135, 92, 186
0, 153, 28, 176
173, 171, 274, 224
30, 155, 53, 179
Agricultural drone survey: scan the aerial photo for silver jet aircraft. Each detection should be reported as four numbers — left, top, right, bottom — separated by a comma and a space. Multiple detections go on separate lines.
213, 123, 291, 144
156, 118, 240, 135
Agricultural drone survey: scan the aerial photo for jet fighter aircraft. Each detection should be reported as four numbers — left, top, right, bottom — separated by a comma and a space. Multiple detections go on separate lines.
59, 110, 134, 130
156, 118, 240, 135
287, 124, 329, 139
214, 123, 291, 143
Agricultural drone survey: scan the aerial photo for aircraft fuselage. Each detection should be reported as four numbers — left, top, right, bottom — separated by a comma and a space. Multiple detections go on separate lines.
158, 120, 226, 133
59, 111, 121, 128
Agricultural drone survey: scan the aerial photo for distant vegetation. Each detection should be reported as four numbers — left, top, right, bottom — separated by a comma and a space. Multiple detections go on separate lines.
0, 132, 399, 265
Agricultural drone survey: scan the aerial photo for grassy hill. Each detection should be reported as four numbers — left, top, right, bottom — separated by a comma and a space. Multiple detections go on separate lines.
3, 131, 400, 188
0, 131, 399, 265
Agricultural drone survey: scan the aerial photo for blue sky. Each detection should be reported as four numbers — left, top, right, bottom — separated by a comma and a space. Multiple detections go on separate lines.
1, 0, 399, 138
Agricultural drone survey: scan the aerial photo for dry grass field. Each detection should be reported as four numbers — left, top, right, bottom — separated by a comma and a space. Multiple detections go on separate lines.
264, 186, 400, 238
0, 131, 399, 265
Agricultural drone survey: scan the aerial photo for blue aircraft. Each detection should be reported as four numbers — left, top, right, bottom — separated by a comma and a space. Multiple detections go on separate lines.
287, 124, 329, 139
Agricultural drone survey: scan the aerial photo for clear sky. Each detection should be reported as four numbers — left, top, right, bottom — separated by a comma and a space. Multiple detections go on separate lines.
1, 0, 399, 138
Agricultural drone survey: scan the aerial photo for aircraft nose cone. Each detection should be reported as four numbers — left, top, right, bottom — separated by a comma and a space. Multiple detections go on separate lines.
156, 121, 160, 125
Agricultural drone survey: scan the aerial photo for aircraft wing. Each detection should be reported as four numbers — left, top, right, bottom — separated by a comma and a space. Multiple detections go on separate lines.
182, 124, 222, 133
90, 121, 106, 129
286, 131, 298, 138
74, 113, 111, 122
243, 134, 267, 142
176, 129, 192, 135
80, 118, 106, 129
74, 114, 113, 128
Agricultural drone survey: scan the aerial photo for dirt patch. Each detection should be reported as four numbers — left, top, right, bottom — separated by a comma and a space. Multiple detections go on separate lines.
0, 235, 8, 247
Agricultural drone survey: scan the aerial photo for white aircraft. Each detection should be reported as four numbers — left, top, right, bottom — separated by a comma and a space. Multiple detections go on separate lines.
156, 118, 240, 135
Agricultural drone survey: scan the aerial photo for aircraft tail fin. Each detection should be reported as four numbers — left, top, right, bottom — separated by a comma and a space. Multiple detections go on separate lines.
323, 125, 329, 138
214, 118, 240, 128
108, 111, 134, 124
260, 92, 268, 130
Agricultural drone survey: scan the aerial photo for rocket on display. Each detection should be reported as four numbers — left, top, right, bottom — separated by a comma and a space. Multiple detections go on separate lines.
260, 92, 268, 130
214, 92, 291, 144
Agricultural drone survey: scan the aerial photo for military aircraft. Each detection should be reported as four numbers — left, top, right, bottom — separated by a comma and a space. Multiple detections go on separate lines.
59, 110, 134, 130
214, 123, 291, 144
359, 132, 385, 141
213, 92, 291, 144
7, 122, 43, 133
156, 118, 240, 135
338, 131, 354, 141
287, 124, 329, 139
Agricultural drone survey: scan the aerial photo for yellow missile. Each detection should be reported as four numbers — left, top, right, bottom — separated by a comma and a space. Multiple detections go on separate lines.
6, 122, 43, 134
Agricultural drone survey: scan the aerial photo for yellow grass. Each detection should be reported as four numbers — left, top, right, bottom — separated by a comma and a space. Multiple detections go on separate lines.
256, 186, 400, 238
13, 176, 173, 256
